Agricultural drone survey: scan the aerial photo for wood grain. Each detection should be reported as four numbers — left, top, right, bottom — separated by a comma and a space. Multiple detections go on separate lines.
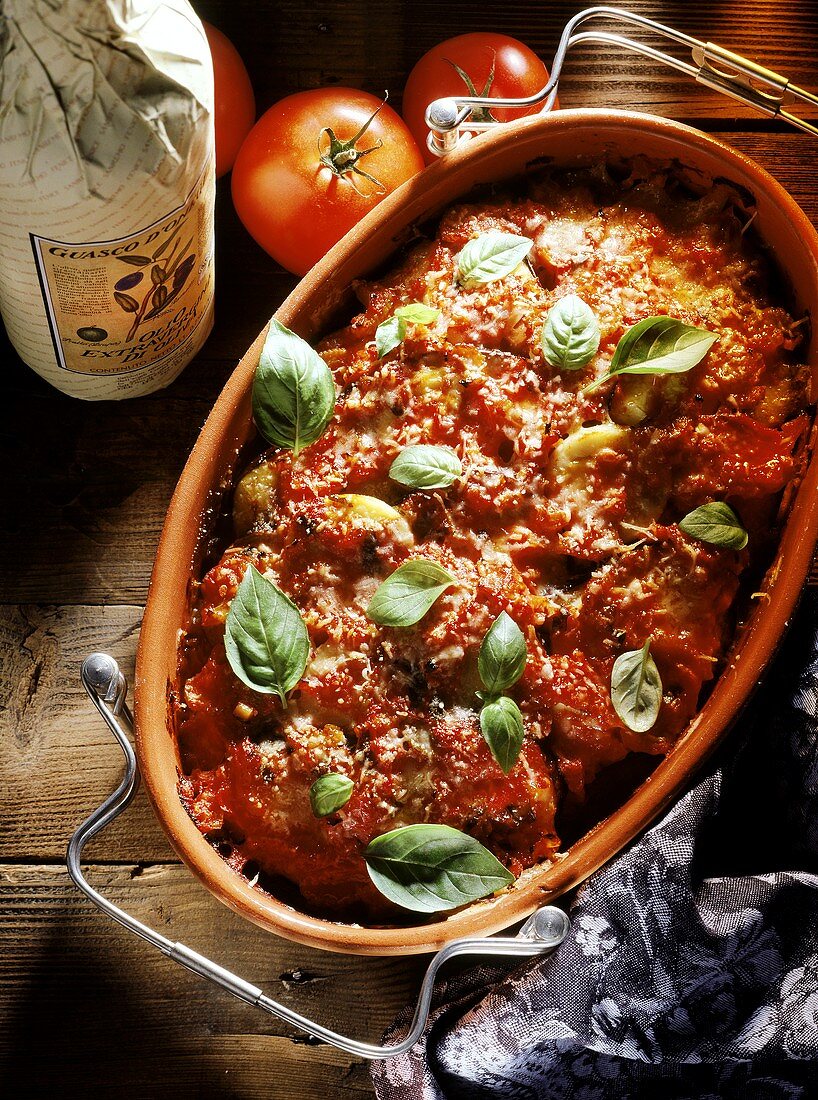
0, 604, 175, 862
0, 863, 427, 1098
195, 0, 818, 121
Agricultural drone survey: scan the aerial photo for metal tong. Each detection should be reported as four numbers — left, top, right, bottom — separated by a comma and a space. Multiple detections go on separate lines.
425, 5, 818, 156
67, 653, 570, 1060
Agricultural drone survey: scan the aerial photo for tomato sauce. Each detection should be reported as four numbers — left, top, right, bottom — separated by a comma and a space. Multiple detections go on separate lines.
176, 163, 811, 918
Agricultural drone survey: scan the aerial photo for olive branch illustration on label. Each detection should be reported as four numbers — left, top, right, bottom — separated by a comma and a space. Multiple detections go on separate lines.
112, 224, 197, 342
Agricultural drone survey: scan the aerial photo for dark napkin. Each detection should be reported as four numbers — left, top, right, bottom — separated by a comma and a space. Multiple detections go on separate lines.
372, 590, 818, 1099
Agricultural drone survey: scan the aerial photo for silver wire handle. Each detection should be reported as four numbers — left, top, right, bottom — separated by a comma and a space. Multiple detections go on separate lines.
425, 5, 818, 155
67, 653, 570, 1061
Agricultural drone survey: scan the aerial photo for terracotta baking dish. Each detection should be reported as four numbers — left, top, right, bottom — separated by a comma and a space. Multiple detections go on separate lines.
135, 109, 818, 955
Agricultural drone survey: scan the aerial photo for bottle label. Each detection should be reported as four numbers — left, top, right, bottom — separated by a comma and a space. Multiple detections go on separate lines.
29, 167, 213, 377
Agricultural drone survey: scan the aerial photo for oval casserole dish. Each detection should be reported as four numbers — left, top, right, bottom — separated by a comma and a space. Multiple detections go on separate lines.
135, 109, 818, 955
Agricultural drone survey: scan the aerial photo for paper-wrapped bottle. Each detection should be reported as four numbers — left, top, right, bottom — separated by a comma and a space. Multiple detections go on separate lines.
0, 0, 215, 399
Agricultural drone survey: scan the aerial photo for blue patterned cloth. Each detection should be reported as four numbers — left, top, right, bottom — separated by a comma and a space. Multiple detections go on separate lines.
372, 591, 818, 1098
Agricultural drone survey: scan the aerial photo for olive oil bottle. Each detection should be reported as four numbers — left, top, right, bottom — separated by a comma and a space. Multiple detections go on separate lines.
0, 0, 216, 399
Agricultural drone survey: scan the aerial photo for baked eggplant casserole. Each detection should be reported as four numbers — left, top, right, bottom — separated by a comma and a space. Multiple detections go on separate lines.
175, 161, 811, 921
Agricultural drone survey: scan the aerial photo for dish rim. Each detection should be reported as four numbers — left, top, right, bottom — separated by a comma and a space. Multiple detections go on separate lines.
135, 108, 818, 955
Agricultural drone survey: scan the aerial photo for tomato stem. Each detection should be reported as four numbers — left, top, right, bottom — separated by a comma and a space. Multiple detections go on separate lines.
318, 94, 389, 196
444, 53, 497, 124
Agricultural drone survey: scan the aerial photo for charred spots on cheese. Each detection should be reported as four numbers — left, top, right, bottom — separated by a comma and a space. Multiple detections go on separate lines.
604, 160, 633, 186
406, 493, 453, 544
428, 694, 446, 717
559, 557, 598, 590
241, 859, 261, 884
392, 656, 431, 709
662, 171, 708, 205
535, 623, 552, 654
295, 513, 317, 537
497, 436, 515, 464
360, 532, 380, 572
498, 803, 537, 829
205, 825, 243, 860
175, 161, 810, 917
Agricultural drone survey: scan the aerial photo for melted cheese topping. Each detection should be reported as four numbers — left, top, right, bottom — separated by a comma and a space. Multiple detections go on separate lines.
176, 163, 810, 917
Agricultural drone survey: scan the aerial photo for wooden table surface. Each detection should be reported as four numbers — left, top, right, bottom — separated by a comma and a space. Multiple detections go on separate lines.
2, 1, 817, 1096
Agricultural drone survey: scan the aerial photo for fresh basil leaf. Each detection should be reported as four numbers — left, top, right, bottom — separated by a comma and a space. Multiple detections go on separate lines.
478, 611, 527, 695
224, 565, 309, 706
480, 696, 524, 774
309, 773, 353, 817
610, 316, 718, 377
456, 231, 533, 289
586, 315, 717, 392
252, 319, 336, 456
367, 560, 456, 627
678, 502, 748, 550
395, 302, 441, 325
363, 823, 514, 912
611, 640, 662, 734
541, 294, 600, 370
375, 315, 406, 358
375, 303, 441, 358
388, 444, 462, 490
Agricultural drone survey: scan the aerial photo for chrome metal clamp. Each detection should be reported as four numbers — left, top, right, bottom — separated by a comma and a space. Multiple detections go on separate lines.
67, 653, 569, 1060
425, 6, 818, 156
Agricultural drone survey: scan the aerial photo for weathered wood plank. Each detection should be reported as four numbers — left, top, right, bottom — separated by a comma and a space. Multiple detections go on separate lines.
3, 131, 818, 606
3, 413, 203, 607
0, 604, 174, 862
0, 862, 427, 1097
195, 0, 818, 121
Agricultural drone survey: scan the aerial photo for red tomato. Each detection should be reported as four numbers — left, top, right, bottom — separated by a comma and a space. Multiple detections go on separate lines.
231, 89, 424, 276
203, 21, 256, 178
403, 32, 553, 163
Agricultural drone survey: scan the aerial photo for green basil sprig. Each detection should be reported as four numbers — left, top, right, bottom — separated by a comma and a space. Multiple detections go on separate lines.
479, 696, 525, 775
396, 302, 441, 324
367, 559, 456, 627
309, 774, 354, 817
363, 823, 514, 912
585, 316, 717, 393
376, 302, 441, 358
388, 444, 462, 490
224, 565, 309, 706
611, 639, 662, 734
475, 611, 527, 772
541, 294, 600, 371
456, 232, 533, 289
252, 318, 336, 456
678, 502, 748, 550
478, 611, 527, 696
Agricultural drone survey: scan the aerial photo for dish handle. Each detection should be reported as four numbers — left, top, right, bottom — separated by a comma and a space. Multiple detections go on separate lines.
424, 6, 818, 156
67, 653, 569, 1061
